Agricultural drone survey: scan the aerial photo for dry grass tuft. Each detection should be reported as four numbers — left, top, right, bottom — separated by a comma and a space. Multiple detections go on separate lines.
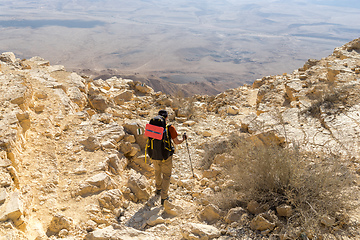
207, 134, 356, 237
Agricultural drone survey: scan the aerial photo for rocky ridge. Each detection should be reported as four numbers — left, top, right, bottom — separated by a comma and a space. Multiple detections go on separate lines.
0, 38, 360, 239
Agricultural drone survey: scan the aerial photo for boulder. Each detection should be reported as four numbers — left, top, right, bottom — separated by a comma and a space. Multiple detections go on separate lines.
76, 173, 116, 196
247, 200, 263, 215
177, 179, 194, 190
198, 204, 221, 223
98, 189, 123, 210
119, 141, 132, 155
106, 153, 128, 174
321, 215, 336, 227
164, 200, 184, 216
276, 204, 292, 217
250, 213, 276, 231
202, 165, 221, 179
0, 52, 17, 63
129, 155, 154, 178
114, 90, 133, 103
89, 95, 108, 112
46, 213, 73, 236
68, 87, 87, 109
146, 215, 165, 227
225, 207, 247, 223
123, 121, 147, 149
127, 171, 150, 201
181, 223, 220, 240
0, 190, 23, 222
68, 72, 86, 92
85, 225, 156, 240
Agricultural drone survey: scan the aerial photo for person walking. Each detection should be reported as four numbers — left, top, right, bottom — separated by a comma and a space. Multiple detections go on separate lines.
146, 110, 187, 205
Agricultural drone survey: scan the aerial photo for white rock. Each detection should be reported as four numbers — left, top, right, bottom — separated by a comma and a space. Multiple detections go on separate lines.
181, 223, 220, 240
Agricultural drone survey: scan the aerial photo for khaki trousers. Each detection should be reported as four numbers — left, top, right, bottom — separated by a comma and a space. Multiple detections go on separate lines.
152, 156, 173, 200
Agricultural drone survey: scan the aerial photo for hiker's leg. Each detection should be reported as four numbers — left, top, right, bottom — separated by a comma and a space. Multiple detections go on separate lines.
153, 160, 162, 191
161, 156, 173, 200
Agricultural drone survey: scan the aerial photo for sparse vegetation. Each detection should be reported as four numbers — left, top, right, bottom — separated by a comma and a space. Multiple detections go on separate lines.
207, 134, 356, 238
305, 83, 359, 119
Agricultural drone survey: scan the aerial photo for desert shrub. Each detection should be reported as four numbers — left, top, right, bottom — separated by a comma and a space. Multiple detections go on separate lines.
209, 135, 355, 237
305, 83, 359, 119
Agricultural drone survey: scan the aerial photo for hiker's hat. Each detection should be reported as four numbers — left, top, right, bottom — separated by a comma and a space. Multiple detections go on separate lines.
158, 110, 168, 118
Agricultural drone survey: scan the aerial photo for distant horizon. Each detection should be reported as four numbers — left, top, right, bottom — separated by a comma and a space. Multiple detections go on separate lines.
1, 0, 360, 92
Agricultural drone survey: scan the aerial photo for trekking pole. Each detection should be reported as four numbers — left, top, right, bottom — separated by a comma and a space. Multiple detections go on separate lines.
184, 133, 195, 178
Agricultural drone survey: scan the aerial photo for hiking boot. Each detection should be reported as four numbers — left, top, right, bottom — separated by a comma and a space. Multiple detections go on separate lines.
155, 189, 161, 195
161, 197, 170, 205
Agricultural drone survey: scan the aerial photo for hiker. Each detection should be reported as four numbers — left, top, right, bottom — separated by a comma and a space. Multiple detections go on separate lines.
146, 110, 187, 205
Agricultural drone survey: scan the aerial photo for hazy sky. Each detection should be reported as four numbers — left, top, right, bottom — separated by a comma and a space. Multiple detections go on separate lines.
0, 0, 359, 88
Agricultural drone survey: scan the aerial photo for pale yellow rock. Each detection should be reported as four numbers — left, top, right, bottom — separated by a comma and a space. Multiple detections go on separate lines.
276, 204, 292, 217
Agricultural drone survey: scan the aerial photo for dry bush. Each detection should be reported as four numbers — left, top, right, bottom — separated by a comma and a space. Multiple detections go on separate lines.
305, 84, 358, 119
209, 135, 355, 237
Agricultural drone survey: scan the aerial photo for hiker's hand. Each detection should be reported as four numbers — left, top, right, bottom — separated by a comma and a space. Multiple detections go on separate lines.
182, 133, 187, 140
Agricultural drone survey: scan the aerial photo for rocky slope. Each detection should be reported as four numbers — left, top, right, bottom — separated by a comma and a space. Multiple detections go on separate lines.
0, 38, 360, 240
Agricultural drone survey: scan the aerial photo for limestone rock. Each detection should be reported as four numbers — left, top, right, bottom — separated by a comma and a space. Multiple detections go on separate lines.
101, 140, 117, 149
177, 179, 194, 190
247, 200, 263, 215
46, 213, 73, 236
250, 213, 276, 231
135, 82, 153, 94
202, 165, 221, 179
123, 121, 147, 149
119, 141, 132, 154
129, 155, 154, 178
68, 87, 87, 109
88, 95, 109, 112
106, 153, 128, 174
114, 90, 133, 103
127, 171, 150, 201
181, 223, 221, 240
68, 72, 86, 92
321, 215, 336, 227
225, 207, 247, 223
0, 52, 17, 63
276, 204, 292, 217
0, 158, 12, 168
0, 188, 8, 204
213, 153, 234, 167
80, 136, 101, 151
147, 215, 165, 227
0, 168, 12, 188
227, 105, 239, 115
85, 225, 157, 240
198, 204, 221, 223
76, 173, 116, 196
164, 200, 184, 216
98, 189, 123, 210
0, 190, 23, 222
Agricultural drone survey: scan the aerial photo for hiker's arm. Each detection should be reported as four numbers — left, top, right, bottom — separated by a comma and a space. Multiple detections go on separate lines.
172, 137, 183, 145
172, 134, 186, 145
